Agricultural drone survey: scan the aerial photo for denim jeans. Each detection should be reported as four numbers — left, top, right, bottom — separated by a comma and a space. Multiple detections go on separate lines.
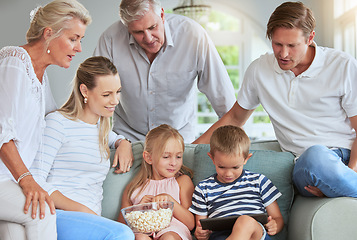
56, 210, 134, 240
293, 145, 357, 197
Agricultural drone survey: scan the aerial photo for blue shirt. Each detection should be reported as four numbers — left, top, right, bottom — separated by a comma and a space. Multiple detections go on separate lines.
189, 170, 281, 218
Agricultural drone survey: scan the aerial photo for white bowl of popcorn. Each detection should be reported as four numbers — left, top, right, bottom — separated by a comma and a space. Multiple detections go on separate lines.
121, 201, 174, 234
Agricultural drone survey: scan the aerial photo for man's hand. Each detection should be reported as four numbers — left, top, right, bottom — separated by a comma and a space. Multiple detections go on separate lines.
305, 185, 325, 197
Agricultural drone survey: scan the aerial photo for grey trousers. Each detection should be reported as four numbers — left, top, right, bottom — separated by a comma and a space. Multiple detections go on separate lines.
0, 180, 57, 240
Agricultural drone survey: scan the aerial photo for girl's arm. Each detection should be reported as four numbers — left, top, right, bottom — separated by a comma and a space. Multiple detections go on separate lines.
265, 201, 284, 236
117, 184, 133, 224
174, 174, 196, 230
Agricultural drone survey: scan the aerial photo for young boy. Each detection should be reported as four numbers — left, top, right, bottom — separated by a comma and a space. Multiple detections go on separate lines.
189, 125, 284, 240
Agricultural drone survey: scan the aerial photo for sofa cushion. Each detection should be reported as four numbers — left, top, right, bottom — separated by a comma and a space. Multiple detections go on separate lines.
193, 144, 295, 240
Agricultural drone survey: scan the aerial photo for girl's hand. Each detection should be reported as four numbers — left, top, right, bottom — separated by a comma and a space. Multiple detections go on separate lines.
265, 216, 278, 236
194, 220, 211, 240
152, 193, 174, 203
139, 195, 154, 204
113, 139, 133, 174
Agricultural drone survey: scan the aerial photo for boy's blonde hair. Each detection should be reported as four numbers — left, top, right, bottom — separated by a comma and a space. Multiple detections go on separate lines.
126, 124, 192, 201
210, 125, 251, 159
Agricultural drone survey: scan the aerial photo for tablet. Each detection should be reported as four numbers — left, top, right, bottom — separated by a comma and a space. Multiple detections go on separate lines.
200, 213, 268, 231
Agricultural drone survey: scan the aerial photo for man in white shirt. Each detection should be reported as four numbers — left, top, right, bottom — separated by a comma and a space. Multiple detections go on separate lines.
94, 0, 236, 143
195, 1, 357, 198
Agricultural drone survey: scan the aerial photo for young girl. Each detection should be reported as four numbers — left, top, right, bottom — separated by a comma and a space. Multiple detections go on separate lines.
30, 56, 134, 239
119, 124, 195, 240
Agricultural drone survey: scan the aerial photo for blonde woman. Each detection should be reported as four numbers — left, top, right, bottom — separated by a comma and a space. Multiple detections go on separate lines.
30, 56, 134, 239
0, 0, 91, 239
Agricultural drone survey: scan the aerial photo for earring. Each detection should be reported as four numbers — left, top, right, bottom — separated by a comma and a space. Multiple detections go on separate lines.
47, 49, 50, 54
84, 97, 87, 103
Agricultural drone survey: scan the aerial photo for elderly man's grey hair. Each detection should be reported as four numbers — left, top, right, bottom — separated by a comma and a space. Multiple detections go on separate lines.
119, 0, 162, 26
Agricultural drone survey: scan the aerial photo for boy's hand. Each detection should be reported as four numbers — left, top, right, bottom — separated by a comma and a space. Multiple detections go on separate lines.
194, 220, 211, 240
265, 216, 278, 235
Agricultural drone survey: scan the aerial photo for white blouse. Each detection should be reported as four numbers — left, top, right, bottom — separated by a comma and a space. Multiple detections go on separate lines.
0, 46, 56, 182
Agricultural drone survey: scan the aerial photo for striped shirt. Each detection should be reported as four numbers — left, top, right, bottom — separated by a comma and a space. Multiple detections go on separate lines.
189, 170, 281, 218
31, 111, 124, 215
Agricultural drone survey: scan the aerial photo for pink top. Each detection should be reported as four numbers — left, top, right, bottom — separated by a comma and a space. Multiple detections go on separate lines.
131, 177, 192, 240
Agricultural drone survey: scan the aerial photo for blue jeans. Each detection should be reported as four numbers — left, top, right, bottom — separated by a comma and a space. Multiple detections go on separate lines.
56, 210, 134, 240
293, 145, 357, 197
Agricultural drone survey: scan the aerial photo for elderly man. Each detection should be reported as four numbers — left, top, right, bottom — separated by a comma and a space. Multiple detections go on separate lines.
94, 0, 236, 143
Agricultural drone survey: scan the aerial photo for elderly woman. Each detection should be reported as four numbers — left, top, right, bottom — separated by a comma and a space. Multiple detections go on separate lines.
0, 0, 91, 239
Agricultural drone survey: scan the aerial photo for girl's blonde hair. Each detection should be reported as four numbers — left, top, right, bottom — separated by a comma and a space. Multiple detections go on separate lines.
126, 124, 193, 201
58, 56, 118, 160
26, 0, 91, 44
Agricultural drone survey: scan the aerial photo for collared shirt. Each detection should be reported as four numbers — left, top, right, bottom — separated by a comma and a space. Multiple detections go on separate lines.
94, 14, 236, 142
0, 46, 56, 182
237, 43, 357, 156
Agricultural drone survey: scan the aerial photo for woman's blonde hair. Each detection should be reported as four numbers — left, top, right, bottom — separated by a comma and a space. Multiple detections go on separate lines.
210, 125, 251, 159
58, 56, 118, 160
26, 0, 91, 44
266, 1, 315, 40
126, 124, 193, 201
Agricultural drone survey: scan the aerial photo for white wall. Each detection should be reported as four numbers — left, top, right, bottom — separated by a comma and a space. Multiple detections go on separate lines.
0, 0, 333, 106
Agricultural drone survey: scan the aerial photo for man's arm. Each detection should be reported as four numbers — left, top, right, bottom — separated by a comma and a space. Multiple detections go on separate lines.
193, 102, 254, 144
348, 115, 357, 172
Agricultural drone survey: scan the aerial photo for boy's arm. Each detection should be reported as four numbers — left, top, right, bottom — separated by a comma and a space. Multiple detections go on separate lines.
265, 201, 284, 236
194, 215, 212, 240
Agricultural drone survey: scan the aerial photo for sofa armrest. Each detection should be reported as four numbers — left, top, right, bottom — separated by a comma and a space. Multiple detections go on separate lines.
288, 195, 357, 240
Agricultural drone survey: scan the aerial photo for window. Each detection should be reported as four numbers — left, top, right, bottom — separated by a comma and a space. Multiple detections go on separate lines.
194, 5, 275, 140
334, 0, 357, 57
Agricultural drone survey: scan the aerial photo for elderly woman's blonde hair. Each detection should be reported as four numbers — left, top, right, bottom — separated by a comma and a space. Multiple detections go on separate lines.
26, 0, 91, 44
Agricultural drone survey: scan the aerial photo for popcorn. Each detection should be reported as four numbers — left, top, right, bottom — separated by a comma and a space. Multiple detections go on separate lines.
124, 207, 173, 233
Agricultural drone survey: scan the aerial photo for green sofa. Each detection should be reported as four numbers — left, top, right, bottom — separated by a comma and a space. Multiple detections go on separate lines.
102, 140, 357, 240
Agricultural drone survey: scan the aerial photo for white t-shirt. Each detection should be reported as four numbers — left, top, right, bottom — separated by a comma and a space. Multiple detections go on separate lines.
237, 44, 357, 156
0, 46, 56, 182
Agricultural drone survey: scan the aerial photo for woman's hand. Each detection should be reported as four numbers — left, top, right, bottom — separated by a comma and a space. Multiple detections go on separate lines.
113, 139, 133, 174
19, 176, 56, 219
